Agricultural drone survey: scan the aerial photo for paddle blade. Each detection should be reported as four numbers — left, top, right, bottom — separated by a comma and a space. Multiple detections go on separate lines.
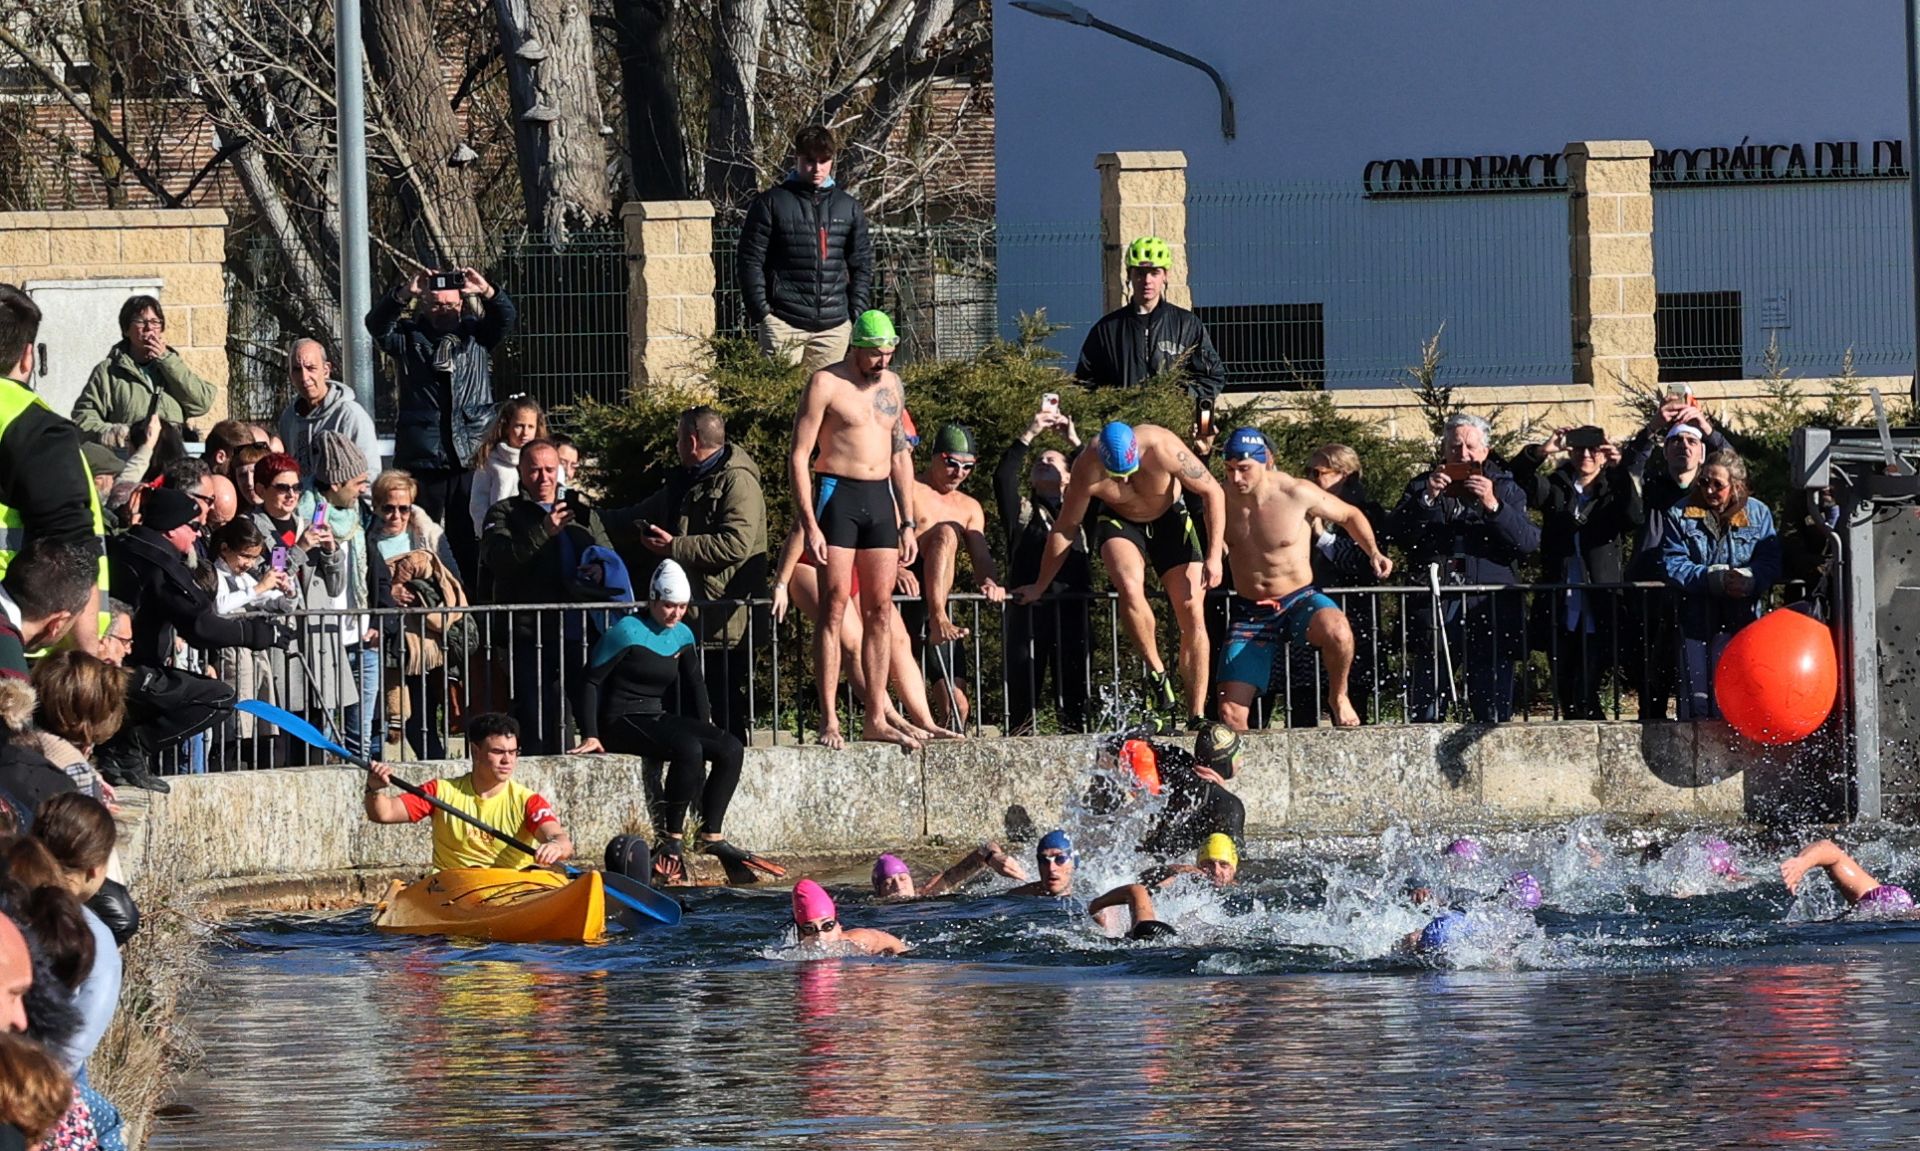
592, 868, 683, 926
236, 699, 356, 761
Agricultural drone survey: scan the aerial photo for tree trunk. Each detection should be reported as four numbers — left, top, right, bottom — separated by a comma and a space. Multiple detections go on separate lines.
361, 0, 487, 261
77, 0, 124, 207
614, 0, 689, 202
703, 0, 767, 210
833, 0, 957, 193
494, 0, 614, 238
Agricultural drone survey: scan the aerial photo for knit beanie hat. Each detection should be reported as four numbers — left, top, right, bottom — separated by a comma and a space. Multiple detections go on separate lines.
312, 431, 366, 490
141, 486, 199, 532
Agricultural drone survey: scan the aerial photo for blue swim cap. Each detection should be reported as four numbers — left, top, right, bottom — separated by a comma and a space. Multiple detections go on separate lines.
1223, 427, 1271, 463
1097, 422, 1141, 476
1417, 910, 1469, 952
1037, 829, 1075, 861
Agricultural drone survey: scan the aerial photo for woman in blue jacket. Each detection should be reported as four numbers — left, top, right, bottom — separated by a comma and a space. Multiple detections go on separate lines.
1660, 452, 1781, 719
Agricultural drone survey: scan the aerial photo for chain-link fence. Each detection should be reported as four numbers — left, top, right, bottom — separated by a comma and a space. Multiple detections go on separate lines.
1186, 181, 1572, 392
1652, 176, 1912, 381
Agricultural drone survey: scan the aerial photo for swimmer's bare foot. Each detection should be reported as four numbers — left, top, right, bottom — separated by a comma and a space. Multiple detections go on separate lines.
930, 615, 968, 645
1329, 694, 1361, 728
864, 716, 924, 751
817, 721, 846, 751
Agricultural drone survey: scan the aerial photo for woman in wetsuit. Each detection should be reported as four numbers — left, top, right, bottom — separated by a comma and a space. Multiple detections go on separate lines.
571, 560, 783, 885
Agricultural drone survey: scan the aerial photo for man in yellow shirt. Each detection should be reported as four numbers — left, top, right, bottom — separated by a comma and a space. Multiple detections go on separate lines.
364, 712, 574, 872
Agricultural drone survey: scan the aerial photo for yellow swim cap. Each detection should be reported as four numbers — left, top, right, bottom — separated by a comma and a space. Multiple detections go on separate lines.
1196, 833, 1239, 868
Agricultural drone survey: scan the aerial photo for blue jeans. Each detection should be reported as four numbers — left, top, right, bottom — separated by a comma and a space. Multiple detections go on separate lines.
342, 645, 382, 759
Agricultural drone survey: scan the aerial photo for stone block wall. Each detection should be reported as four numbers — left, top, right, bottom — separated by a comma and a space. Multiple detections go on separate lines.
1567, 140, 1659, 419
0, 209, 230, 427
121, 721, 1775, 889
625, 200, 717, 394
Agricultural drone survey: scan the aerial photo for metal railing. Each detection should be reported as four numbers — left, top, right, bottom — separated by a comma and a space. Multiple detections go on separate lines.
146, 580, 1784, 775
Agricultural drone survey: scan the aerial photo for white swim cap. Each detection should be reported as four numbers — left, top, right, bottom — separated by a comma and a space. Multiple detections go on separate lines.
650, 559, 692, 604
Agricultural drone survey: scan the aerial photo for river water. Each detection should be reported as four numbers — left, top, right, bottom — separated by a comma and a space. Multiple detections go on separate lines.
151, 821, 1920, 1150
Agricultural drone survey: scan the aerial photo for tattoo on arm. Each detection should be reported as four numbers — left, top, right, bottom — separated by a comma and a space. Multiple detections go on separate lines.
1176, 451, 1208, 480
892, 421, 908, 454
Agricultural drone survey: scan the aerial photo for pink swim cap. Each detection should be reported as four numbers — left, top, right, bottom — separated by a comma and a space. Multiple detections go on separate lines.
792, 879, 837, 924
872, 854, 911, 885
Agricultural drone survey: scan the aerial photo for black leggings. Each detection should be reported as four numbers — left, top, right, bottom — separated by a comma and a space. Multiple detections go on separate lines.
604, 712, 745, 837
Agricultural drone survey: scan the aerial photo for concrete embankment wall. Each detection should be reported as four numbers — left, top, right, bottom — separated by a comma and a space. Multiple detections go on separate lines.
116, 720, 1826, 890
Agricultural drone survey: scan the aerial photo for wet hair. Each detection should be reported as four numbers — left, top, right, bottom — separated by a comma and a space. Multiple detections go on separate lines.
474, 397, 550, 471
465, 712, 520, 749
792, 124, 836, 161
1699, 450, 1752, 512
0, 284, 42, 370
33, 793, 116, 877
0, 1031, 73, 1145
679, 406, 726, 449
118, 294, 165, 333
210, 515, 266, 558
30, 652, 127, 750
0, 538, 99, 624
372, 469, 419, 508
253, 450, 301, 493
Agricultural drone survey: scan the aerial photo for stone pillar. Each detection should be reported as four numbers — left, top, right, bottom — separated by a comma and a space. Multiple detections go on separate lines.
1097, 151, 1189, 312
1567, 141, 1658, 408
624, 200, 716, 393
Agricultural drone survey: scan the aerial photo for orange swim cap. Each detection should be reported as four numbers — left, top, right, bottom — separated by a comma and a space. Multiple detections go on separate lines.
1121, 739, 1162, 796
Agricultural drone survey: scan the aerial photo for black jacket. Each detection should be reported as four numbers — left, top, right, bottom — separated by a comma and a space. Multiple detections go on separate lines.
737, 177, 873, 332
1509, 446, 1646, 587
365, 289, 518, 472
1074, 301, 1226, 401
107, 526, 278, 669
995, 439, 1092, 591
0, 377, 105, 555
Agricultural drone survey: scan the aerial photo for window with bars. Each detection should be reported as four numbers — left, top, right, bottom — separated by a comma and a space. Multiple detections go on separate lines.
1656, 290, 1743, 382
1196, 302, 1326, 391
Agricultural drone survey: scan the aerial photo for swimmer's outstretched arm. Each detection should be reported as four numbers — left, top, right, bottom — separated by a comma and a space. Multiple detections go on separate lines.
921, 842, 1027, 897
1782, 839, 1883, 904
844, 927, 908, 956
1088, 883, 1156, 932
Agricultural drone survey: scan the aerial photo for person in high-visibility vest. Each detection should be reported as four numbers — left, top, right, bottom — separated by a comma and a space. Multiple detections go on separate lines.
0, 284, 108, 655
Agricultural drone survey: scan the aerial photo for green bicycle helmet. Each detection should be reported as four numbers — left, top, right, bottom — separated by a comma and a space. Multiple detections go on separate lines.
1124, 236, 1173, 269
850, 309, 900, 349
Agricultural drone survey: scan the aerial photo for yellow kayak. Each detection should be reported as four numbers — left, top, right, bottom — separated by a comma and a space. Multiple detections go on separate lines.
373, 868, 607, 944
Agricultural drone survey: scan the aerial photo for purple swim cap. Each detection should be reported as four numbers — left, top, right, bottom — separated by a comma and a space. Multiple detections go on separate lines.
1502, 871, 1543, 912
1702, 837, 1738, 878
1442, 837, 1483, 863
872, 853, 911, 885
1855, 883, 1916, 917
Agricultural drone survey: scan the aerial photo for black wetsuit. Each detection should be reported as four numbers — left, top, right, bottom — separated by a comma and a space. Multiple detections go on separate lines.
579, 614, 744, 836
1086, 734, 1245, 860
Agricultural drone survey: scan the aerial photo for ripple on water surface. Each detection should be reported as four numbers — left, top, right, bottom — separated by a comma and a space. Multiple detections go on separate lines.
153, 825, 1920, 1149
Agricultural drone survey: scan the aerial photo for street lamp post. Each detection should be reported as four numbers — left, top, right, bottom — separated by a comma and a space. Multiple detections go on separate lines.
1908, 0, 1920, 406
335, 0, 375, 415
1011, 0, 1236, 141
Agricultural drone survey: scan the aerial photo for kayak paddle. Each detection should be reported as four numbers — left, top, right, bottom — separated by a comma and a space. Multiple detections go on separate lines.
236, 699, 682, 927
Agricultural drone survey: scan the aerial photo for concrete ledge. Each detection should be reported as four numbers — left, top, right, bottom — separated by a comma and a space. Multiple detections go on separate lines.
117, 722, 1767, 888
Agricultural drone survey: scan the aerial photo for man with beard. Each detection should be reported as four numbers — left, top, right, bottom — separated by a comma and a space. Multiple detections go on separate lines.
366, 267, 517, 577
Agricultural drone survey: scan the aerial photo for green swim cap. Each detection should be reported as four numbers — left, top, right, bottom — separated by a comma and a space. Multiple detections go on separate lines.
850, 309, 899, 349
932, 423, 977, 458
1125, 236, 1173, 269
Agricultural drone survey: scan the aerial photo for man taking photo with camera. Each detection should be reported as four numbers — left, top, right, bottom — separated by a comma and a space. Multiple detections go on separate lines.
367, 266, 517, 578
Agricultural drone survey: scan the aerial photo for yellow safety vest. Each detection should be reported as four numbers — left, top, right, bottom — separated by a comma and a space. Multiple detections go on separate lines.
0, 376, 111, 625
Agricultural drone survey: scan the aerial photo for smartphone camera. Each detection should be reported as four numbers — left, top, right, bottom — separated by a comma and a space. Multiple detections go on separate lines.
1040, 392, 1060, 416
1195, 397, 1216, 436
429, 270, 463, 292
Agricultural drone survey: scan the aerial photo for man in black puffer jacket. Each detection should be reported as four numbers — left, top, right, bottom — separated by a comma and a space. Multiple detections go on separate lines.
738, 124, 874, 375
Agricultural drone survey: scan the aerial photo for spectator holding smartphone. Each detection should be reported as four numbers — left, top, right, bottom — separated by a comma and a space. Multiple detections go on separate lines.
1387, 413, 1539, 722
245, 451, 347, 763
366, 266, 517, 579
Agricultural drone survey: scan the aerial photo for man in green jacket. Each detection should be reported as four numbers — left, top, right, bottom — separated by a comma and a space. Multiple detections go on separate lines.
618, 406, 769, 738
71, 295, 216, 449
